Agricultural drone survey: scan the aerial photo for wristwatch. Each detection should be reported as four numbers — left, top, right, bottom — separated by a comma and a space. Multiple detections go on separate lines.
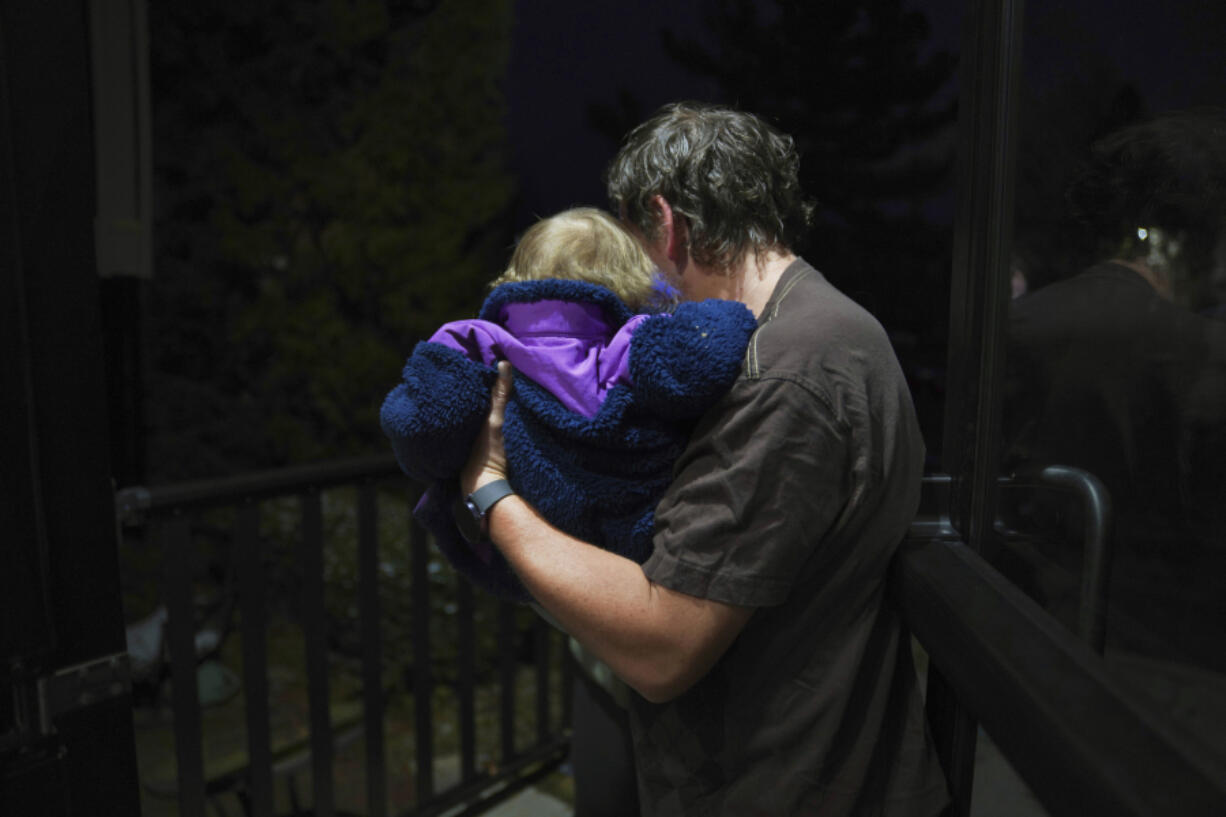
454, 479, 515, 544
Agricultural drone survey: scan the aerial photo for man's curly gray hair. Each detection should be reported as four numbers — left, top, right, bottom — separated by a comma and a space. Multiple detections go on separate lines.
605, 102, 814, 271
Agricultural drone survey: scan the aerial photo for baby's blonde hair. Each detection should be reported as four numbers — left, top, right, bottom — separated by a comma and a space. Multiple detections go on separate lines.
492, 207, 665, 310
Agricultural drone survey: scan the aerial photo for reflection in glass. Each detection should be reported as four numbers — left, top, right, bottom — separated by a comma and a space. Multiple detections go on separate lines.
1000, 108, 1226, 752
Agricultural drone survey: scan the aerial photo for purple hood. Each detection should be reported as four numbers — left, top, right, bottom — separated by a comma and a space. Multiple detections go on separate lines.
429, 299, 649, 418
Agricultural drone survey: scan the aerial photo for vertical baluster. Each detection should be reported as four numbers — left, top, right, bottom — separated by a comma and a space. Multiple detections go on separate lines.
561, 632, 574, 730
301, 491, 335, 817
535, 618, 550, 746
357, 483, 387, 817
161, 514, 205, 817
499, 601, 516, 763
457, 580, 476, 782
236, 502, 273, 817
926, 666, 978, 817
410, 510, 434, 802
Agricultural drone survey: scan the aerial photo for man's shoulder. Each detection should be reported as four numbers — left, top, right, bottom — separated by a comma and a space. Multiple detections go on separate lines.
746, 258, 897, 385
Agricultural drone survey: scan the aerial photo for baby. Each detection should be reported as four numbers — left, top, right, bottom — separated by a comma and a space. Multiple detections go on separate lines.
380, 207, 756, 601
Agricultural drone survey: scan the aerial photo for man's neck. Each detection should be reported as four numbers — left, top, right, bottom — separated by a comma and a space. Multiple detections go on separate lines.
703, 249, 797, 318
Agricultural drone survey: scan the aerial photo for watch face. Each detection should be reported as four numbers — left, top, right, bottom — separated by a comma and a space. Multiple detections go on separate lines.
453, 493, 484, 544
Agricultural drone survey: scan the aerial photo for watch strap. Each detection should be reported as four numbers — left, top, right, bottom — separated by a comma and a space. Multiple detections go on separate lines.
468, 479, 514, 517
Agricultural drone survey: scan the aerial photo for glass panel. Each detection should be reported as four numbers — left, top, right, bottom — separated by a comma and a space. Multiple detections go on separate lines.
996, 0, 1226, 758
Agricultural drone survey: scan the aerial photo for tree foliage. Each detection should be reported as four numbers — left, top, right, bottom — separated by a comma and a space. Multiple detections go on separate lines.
595, 0, 958, 337
148, 0, 514, 479
666, 0, 955, 218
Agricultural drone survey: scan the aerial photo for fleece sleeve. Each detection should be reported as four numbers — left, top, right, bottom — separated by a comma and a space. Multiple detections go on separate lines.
379, 341, 495, 482
629, 299, 758, 420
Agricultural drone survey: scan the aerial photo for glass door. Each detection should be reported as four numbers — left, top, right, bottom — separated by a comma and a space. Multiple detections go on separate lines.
927, 0, 1226, 813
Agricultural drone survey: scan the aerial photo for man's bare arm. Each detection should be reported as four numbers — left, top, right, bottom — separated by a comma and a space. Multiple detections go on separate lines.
461, 362, 752, 703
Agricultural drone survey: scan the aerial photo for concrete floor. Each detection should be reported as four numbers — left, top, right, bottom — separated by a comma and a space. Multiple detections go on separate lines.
970, 732, 1049, 817
139, 642, 1217, 816
487, 645, 1226, 817
482, 785, 573, 817
486, 740, 1048, 817
966, 647, 1226, 817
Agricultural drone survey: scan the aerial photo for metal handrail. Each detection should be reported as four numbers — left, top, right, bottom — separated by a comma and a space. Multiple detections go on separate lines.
115, 453, 403, 524
918, 466, 1114, 653
1021, 465, 1114, 653
118, 454, 570, 817
893, 536, 1226, 817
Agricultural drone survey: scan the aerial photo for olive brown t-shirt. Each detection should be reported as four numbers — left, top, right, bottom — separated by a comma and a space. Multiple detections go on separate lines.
631, 259, 949, 816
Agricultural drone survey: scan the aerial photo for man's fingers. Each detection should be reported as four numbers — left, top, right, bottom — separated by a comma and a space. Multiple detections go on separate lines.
459, 361, 513, 495
489, 360, 513, 424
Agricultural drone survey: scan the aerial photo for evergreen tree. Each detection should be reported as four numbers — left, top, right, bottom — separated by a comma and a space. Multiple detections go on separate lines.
149, 0, 514, 479
594, 0, 958, 338
667, 1, 954, 223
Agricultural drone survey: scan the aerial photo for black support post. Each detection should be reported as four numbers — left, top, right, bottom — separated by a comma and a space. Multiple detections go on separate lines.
357, 483, 388, 817
457, 581, 477, 783
236, 503, 273, 817
162, 515, 205, 817
301, 491, 335, 817
411, 508, 434, 802
498, 602, 517, 763
0, 1, 141, 813
933, 0, 1027, 813
534, 619, 550, 746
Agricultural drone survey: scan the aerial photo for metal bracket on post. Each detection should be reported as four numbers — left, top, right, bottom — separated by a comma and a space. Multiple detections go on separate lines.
36, 652, 132, 735
3, 653, 131, 755
115, 485, 152, 527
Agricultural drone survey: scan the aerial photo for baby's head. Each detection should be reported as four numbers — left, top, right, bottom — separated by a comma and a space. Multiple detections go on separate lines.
492, 207, 676, 311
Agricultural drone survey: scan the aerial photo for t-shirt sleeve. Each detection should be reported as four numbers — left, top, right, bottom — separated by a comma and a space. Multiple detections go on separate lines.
644, 374, 850, 607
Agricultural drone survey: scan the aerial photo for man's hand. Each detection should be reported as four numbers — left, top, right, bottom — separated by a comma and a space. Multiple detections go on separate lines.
460, 358, 750, 702
460, 360, 513, 495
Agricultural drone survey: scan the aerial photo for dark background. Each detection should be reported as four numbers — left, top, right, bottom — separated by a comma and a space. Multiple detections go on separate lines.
125, 0, 1226, 487
5, 3, 1224, 813
137, 0, 964, 486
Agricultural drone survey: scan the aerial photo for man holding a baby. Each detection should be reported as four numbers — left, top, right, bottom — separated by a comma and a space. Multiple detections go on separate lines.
460, 102, 948, 817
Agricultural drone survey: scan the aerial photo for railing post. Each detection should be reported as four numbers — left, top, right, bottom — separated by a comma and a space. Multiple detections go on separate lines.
160, 514, 205, 817
410, 503, 434, 802
534, 619, 550, 746
925, 668, 978, 817
499, 601, 517, 764
119, 458, 574, 817
457, 580, 477, 783
357, 482, 388, 817
561, 635, 574, 729
301, 491, 335, 817
935, 0, 1027, 806
236, 502, 274, 817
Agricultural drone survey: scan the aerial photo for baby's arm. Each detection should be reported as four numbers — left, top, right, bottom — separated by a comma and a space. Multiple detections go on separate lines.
380, 317, 523, 481
629, 300, 758, 419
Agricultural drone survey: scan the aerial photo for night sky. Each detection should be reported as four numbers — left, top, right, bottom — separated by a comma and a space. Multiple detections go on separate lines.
505, 1, 723, 231
504, 0, 1223, 235
503, 0, 964, 232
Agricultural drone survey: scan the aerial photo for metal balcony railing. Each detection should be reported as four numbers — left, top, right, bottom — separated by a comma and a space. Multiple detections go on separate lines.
116, 454, 571, 817
901, 471, 1226, 817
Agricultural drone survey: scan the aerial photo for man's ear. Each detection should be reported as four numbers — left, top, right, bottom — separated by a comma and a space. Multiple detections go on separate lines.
651, 194, 689, 265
